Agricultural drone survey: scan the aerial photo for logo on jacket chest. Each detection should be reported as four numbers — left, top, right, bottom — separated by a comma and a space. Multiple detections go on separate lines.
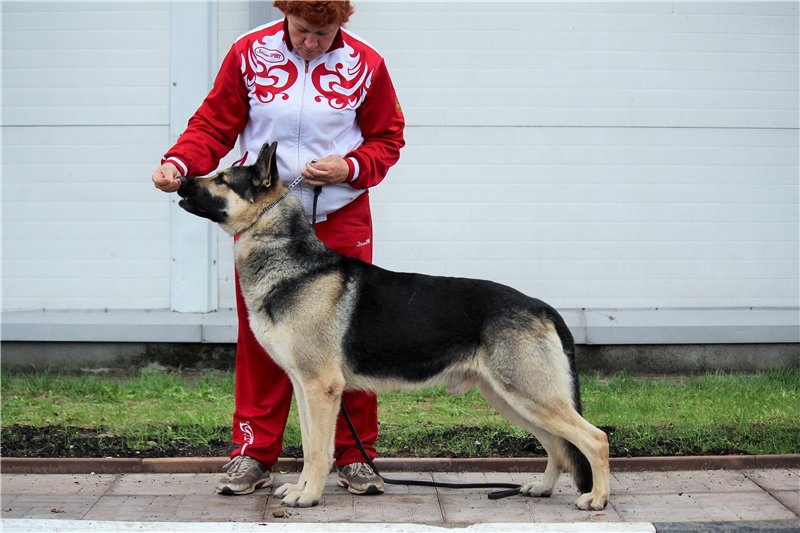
242, 38, 298, 103
311, 44, 374, 110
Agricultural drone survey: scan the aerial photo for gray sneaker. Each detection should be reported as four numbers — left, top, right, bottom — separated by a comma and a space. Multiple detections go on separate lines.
336, 462, 384, 495
216, 455, 273, 496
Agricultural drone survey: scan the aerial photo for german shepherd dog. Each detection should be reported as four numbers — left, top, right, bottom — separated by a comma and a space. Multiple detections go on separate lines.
177, 142, 610, 510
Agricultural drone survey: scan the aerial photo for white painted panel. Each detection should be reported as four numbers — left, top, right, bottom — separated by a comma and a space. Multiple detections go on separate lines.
212, 1, 799, 315
2, 126, 172, 310
3, 1, 798, 329
217, 1, 250, 60
370, 126, 800, 309
349, 2, 799, 128
1, 2, 170, 126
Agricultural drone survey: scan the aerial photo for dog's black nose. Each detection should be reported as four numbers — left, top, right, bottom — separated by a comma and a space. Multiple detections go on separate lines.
176, 176, 194, 198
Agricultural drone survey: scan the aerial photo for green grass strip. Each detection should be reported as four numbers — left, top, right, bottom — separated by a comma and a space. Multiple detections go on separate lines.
2, 368, 798, 458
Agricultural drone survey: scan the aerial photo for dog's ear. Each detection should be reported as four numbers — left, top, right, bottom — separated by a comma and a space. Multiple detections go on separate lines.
254, 141, 279, 189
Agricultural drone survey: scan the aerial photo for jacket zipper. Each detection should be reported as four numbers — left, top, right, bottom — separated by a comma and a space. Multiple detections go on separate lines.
296, 60, 309, 202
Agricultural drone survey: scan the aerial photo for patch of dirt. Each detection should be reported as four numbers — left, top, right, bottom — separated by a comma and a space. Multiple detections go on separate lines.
1, 424, 750, 458
2, 424, 549, 459
0, 425, 303, 459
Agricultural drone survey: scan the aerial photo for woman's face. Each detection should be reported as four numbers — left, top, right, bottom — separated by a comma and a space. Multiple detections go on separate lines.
286, 15, 340, 62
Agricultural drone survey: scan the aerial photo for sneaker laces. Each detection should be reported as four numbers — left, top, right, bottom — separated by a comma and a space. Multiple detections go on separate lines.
347, 462, 377, 477
222, 455, 261, 477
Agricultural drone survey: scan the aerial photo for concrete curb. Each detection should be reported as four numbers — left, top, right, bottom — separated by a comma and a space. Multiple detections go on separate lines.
2, 454, 798, 475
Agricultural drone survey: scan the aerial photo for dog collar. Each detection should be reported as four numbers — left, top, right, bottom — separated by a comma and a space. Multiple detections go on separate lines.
239, 174, 306, 235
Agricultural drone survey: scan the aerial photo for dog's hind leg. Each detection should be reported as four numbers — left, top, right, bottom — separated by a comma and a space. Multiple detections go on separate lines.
278, 370, 345, 508
482, 374, 610, 510
478, 322, 609, 510
533, 405, 609, 511
477, 381, 563, 497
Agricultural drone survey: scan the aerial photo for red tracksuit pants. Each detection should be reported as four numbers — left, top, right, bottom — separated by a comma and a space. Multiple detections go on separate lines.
230, 192, 378, 468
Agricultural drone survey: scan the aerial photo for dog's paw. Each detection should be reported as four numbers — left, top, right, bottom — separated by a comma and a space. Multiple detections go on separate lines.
575, 492, 608, 511
281, 490, 320, 508
274, 481, 305, 498
519, 482, 553, 498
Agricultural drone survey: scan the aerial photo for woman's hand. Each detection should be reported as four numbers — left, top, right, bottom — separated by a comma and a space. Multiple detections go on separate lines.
302, 156, 349, 187
151, 163, 182, 193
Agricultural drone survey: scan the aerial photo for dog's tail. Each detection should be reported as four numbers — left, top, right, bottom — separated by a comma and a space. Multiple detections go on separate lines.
546, 308, 594, 495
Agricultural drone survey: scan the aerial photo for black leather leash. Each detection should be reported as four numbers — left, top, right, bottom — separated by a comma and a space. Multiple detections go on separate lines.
340, 400, 522, 500
310, 158, 323, 230
311, 185, 322, 229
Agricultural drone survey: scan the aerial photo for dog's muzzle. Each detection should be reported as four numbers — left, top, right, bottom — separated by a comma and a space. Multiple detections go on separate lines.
175, 177, 227, 224
176, 176, 194, 199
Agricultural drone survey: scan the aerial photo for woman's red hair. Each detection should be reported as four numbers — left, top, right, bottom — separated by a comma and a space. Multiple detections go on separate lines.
273, 1, 354, 26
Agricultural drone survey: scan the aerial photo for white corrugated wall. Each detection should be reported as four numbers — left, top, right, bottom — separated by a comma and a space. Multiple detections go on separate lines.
3, 2, 172, 309
352, 2, 800, 310
2, 2, 798, 342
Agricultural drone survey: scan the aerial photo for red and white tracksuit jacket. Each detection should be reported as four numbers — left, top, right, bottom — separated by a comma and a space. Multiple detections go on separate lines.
162, 19, 405, 467
163, 18, 405, 222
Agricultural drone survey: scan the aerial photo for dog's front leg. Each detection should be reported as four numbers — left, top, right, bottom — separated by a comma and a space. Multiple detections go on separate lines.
274, 378, 311, 499
279, 374, 344, 508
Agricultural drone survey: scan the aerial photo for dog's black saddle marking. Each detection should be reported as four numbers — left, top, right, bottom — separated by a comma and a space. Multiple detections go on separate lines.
342, 261, 549, 382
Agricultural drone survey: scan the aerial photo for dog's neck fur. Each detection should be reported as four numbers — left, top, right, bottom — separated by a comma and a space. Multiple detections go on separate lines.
234, 193, 340, 292
244, 190, 309, 237
232, 180, 298, 236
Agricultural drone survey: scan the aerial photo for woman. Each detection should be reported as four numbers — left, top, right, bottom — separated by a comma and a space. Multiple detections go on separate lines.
151, 1, 404, 497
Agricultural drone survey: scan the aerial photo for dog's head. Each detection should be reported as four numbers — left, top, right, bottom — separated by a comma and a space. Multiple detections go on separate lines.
177, 142, 282, 235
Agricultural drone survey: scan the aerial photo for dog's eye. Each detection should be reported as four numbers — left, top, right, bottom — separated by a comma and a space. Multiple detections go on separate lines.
214, 175, 228, 187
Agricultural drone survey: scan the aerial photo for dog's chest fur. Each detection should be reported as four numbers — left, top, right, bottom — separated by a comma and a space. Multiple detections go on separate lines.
233, 206, 351, 376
